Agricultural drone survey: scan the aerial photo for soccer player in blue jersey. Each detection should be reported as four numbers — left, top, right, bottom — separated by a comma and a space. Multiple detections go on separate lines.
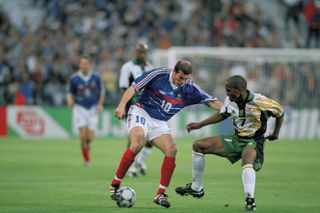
66, 55, 105, 166
109, 60, 223, 208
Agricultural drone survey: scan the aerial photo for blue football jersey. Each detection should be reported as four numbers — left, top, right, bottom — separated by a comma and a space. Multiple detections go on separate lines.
67, 71, 104, 109
132, 67, 217, 121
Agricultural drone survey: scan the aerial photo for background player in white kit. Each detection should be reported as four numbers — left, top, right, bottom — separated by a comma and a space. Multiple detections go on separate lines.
119, 42, 153, 177
66, 55, 105, 166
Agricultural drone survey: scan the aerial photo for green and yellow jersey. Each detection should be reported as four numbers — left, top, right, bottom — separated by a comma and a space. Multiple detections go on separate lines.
220, 91, 284, 138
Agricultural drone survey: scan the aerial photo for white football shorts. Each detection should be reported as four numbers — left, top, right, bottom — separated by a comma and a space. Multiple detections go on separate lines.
73, 104, 98, 132
127, 105, 171, 141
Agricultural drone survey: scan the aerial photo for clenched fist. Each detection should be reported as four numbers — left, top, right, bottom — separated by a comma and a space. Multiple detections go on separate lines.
115, 105, 126, 120
186, 122, 202, 133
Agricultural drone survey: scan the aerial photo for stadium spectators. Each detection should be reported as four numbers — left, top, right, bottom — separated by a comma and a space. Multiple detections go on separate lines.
304, 0, 320, 48
0, 0, 319, 107
283, 0, 303, 33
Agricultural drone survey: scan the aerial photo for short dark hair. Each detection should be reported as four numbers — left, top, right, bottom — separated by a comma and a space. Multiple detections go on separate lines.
80, 55, 90, 61
174, 60, 192, 74
226, 75, 247, 90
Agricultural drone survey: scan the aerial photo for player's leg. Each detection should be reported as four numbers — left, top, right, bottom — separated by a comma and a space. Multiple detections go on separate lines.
192, 135, 226, 155
73, 106, 90, 165
125, 103, 139, 177
109, 106, 148, 201
127, 151, 138, 177
87, 129, 95, 145
84, 109, 98, 166
135, 141, 153, 175
78, 127, 90, 165
82, 128, 94, 165
192, 136, 225, 192
127, 137, 139, 177
128, 140, 153, 177
109, 126, 146, 200
111, 126, 146, 185
242, 147, 257, 211
152, 134, 177, 208
176, 136, 225, 197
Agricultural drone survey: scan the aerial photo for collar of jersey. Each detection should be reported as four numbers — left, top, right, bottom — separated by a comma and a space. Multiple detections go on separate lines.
169, 71, 178, 89
246, 90, 254, 102
132, 58, 147, 67
78, 70, 92, 81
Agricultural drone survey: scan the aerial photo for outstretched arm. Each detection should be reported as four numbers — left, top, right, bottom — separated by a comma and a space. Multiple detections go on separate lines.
187, 112, 229, 133
207, 100, 224, 111
115, 86, 136, 119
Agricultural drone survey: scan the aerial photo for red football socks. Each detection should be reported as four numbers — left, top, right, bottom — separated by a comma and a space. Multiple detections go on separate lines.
157, 156, 176, 195
112, 148, 135, 186
82, 147, 90, 162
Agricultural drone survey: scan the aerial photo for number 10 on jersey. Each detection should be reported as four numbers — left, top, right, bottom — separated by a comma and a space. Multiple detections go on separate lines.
161, 100, 172, 113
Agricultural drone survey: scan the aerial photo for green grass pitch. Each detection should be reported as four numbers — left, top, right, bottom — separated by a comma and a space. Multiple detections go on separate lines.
0, 137, 319, 213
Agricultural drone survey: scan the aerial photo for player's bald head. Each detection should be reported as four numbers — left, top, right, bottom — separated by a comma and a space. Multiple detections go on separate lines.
226, 75, 247, 90
174, 60, 192, 74
135, 42, 148, 63
136, 42, 148, 52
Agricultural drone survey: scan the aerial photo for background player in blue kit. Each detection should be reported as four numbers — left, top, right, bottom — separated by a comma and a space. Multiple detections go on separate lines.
66, 55, 105, 166
108, 60, 223, 208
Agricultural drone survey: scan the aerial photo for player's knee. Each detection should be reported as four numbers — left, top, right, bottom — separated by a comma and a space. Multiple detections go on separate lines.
166, 143, 177, 157
192, 140, 203, 153
80, 137, 87, 145
129, 138, 145, 154
242, 157, 255, 165
242, 149, 256, 165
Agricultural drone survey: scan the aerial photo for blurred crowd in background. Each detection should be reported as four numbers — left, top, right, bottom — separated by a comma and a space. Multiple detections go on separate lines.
190, 57, 320, 109
0, 0, 319, 107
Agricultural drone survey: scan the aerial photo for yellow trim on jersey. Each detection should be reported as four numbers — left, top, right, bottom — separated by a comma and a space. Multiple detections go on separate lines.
228, 92, 283, 138
247, 124, 261, 129
237, 130, 255, 137
246, 107, 261, 113
255, 97, 284, 117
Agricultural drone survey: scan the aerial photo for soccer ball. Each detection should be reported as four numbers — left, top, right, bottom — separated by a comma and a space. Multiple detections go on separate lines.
117, 186, 136, 208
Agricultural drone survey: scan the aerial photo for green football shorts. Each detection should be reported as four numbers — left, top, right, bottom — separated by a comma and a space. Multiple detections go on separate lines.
220, 134, 264, 171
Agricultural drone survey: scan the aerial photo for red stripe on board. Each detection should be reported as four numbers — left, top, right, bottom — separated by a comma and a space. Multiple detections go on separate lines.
0, 107, 7, 136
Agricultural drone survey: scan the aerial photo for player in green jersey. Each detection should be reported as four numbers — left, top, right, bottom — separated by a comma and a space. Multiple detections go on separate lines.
175, 75, 284, 211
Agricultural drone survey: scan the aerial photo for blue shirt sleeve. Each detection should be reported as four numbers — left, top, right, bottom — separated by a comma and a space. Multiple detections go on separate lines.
67, 77, 75, 96
131, 68, 167, 92
188, 83, 217, 106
